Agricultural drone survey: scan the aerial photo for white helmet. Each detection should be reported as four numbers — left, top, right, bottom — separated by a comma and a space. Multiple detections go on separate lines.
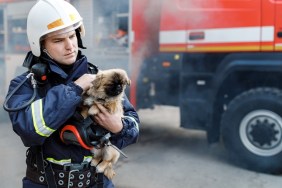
27, 0, 85, 57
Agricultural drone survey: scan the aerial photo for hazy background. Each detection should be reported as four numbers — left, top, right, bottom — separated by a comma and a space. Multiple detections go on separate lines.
1, 1, 282, 188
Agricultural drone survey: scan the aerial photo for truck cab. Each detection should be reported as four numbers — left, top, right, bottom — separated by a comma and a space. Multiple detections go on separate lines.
131, 0, 282, 173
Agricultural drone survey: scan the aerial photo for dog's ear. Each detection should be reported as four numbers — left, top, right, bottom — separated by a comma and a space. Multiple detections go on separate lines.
92, 73, 104, 89
127, 79, 131, 86
123, 71, 131, 86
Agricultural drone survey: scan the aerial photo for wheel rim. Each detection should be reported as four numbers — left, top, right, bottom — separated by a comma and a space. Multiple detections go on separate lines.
239, 109, 282, 156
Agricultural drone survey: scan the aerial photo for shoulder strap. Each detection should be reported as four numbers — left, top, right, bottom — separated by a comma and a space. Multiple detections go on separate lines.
88, 63, 99, 74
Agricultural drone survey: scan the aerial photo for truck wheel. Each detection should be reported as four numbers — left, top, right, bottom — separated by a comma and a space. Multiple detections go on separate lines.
221, 87, 282, 174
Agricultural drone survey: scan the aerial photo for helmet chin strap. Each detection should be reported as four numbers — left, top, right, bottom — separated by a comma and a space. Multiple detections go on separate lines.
76, 29, 87, 49
43, 49, 54, 59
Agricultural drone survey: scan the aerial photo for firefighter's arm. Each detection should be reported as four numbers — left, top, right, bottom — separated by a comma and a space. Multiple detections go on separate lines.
7, 74, 94, 147
7, 80, 82, 146
108, 95, 140, 149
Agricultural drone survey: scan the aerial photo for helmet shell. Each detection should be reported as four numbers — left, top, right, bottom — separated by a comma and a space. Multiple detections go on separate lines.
27, 0, 85, 57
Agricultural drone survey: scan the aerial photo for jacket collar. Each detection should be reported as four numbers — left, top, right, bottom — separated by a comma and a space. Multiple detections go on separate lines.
41, 51, 89, 82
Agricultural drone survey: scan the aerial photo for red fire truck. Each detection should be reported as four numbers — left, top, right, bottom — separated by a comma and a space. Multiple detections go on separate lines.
130, 0, 282, 173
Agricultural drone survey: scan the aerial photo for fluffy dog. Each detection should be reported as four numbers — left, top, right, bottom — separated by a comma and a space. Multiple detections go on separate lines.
82, 68, 130, 179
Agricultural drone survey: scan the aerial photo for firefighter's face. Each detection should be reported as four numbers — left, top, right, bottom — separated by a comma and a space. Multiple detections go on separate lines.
43, 30, 78, 65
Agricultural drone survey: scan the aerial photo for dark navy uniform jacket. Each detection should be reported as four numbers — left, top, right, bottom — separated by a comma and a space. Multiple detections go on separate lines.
5, 51, 139, 186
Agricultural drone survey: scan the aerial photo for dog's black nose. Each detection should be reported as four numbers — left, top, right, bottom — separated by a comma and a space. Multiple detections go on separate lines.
106, 84, 123, 96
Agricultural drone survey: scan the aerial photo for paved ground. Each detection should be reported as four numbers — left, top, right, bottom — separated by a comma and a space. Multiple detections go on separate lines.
1, 105, 282, 188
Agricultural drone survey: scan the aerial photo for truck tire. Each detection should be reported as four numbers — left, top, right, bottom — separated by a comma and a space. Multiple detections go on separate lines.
221, 87, 282, 174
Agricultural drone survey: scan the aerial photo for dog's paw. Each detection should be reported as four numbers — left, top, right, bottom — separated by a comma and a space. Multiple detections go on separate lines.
95, 163, 105, 173
104, 163, 116, 180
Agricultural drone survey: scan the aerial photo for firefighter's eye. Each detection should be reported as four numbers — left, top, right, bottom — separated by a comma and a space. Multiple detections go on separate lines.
70, 34, 76, 39
53, 39, 62, 43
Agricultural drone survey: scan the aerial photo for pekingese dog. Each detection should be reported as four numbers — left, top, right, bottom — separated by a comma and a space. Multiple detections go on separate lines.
82, 68, 130, 179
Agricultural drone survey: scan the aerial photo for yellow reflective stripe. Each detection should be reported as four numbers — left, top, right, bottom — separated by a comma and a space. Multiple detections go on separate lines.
47, 19, 64, 30
83, 156, 92, 163
47, 156, 92, 165
69, 13, 76, 21
31, 99, 55, 137
46, 158, 71, 165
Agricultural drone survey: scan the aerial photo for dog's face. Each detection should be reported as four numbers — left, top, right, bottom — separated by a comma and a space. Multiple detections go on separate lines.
87, 69, 131, 102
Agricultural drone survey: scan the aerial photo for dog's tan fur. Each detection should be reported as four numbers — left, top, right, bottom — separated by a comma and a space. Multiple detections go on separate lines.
82, 68, 130, 179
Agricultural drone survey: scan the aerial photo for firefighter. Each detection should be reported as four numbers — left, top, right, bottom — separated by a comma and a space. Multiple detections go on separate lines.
3, 0, 139, 187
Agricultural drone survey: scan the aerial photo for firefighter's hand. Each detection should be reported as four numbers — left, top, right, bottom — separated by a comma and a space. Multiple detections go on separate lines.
93, 103, 123, 134
74, 74, 96, 93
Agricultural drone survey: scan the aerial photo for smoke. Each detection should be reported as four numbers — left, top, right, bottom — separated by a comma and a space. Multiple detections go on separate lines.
81, 0, 130, 72
83, 0, 222, 72
90, 0, 129, 47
